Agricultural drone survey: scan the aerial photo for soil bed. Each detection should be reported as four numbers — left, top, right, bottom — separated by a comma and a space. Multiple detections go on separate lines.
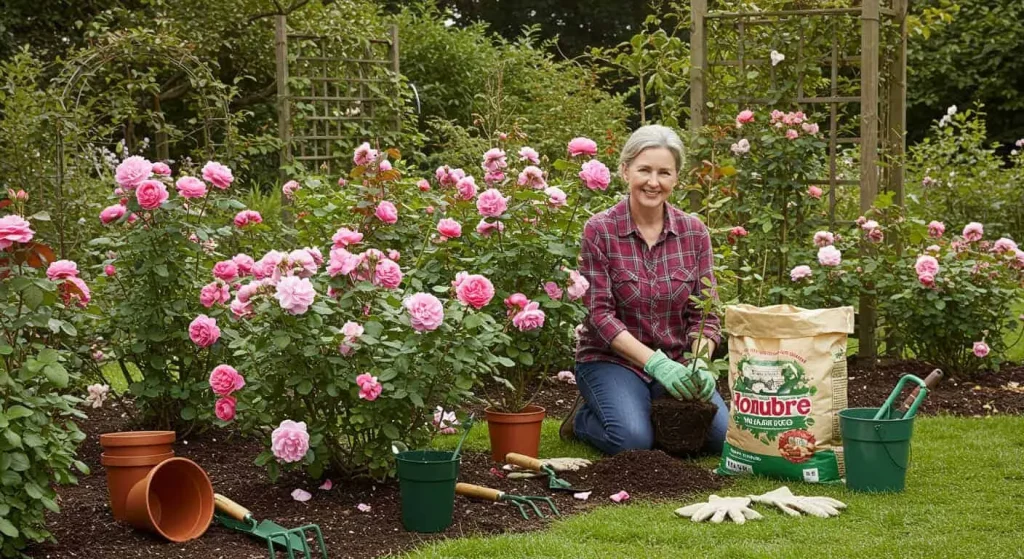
33, 400, 723, 559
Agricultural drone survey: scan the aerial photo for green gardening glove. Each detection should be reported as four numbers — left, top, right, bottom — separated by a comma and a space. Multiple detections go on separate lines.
691, 358, 716, 402
644, 350, 698, 400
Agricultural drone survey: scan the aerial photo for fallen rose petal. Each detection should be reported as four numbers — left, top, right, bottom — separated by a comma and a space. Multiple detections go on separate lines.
319, 479, 333, 490
291, 489, 312, 502
357, 503, 372, 513
489, 467, 506, 479
609, 490, 630, 503
573, 491, 592, 501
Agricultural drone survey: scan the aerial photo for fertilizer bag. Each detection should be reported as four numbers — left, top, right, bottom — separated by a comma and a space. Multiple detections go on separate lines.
716, 304, 854, 483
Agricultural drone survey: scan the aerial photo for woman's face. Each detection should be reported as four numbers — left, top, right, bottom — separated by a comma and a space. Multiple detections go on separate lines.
621, 147, 678, 211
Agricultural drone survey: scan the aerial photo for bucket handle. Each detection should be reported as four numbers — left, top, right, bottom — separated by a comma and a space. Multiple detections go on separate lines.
873, 374, 928, 421
874, 424, 911, 471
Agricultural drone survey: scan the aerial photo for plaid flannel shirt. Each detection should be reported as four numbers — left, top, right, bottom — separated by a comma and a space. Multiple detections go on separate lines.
575, 197, 721, 380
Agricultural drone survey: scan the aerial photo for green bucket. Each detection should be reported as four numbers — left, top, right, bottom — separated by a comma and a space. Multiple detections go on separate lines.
395, 450, 460, 533
839, 374, 928, 493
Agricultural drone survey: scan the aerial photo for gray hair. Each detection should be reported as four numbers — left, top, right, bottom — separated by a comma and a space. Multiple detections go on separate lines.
618, 124, 685, 172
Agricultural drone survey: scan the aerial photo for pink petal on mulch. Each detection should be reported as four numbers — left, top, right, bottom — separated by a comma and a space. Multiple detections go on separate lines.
357, 503, 372, 513
609, 491, 630, 503
573, 491, 592, 501
319, 479, 333, 490
489, 467, 505, 479
291, 488, 312, 502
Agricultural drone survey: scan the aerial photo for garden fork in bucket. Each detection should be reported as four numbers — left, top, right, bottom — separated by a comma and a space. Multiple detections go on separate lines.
456, 482, 559, 519
214, 493, 327, 558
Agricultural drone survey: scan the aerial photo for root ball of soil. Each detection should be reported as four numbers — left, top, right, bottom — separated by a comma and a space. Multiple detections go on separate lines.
650, 397, 718, 457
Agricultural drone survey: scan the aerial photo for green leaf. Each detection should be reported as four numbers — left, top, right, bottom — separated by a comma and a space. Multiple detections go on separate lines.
0, 517, 19, 538
25, 482, 43, 499
37, 348, 59, 364
44, 363, 69, 387
3, 429, 21, 448
381, 423, 400, 440
455, 375, 474, 390
273, 334, 291, 349
378, 369, 398, 382
518, 352, 534, 366
408, 392, 424, 407
297, 380, 313, 395
154, 264, 169, 277
6, 405, 33, 420
180, 406, 196, 421
9, 452, 30, 471
1, 470, 20, 486
23, 285, 44, 310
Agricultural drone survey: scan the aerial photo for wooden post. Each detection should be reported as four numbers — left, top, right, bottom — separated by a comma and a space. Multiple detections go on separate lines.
689, 0, 708, 212
275, 14, 291, 178
859, 0, 880, 360
390, 24, 401, 133
887, 0, 908, 208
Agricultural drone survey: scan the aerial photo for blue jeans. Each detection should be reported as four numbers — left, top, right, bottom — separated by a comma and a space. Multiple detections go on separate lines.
573, 360, 729, 455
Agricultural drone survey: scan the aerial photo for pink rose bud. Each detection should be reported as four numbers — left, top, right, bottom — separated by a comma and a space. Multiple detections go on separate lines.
104, 265, 116, 277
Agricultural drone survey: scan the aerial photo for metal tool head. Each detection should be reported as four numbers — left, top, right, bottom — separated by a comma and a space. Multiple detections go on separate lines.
214, 512, 327, 559
542, 465, 589, 493
501, 494, 560, 519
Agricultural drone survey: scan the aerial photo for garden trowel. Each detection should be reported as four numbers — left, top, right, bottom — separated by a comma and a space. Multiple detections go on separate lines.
213, 493, 327, 559
505, 453, 590, 493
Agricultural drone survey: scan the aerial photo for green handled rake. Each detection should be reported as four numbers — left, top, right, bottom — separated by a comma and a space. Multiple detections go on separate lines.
214, 493, 327, 559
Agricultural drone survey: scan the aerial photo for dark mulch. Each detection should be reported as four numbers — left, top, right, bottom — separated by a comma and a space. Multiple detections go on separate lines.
32, 399, 723, 559
465, 375, 581, 419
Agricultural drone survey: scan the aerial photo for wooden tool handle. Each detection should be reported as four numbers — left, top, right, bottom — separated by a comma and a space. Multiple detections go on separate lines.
214, 493, 251, 522
897, 369, 943, 413
455, 482, 503, 501
505, 452, 543, 471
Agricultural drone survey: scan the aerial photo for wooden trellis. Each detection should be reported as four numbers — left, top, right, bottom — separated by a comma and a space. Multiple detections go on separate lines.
275, 16, 401, 175
690, 0, 909, 358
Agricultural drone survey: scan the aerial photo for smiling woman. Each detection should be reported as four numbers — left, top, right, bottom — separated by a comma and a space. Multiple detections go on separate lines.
561, 124, 728, 456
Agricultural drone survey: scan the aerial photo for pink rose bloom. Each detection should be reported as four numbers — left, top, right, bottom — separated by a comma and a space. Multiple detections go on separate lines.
867, 228, 884, 243
236, 280, 265, 304
404, 292, 444, 332
215, 396, 236, 422
230, 298, 253, 319
271, 420, 309, 463
917, 272, 935, 287
557, 370, 577, 384
455, 274, 495, 309
353, 142, 378, 166
770, 110, 785, 123
378, 160, 393, 173
189, 314, 221, 348
233, 254, 255, 276
338, 177, 348, 187
735, 109, 755, 127
801, 122, 820, 134
115, 156, 153, 189
545, 186, 567, 208
233, 210, 263, 228
387, 249, 400, 261
476, 189, 508, 218
484, 170, 505, 185
993, 238, 1018, 254
963, 222, 984, 242
790, 265, 813, 281
356, 373, 383, 400
212, 260, 239, 282
855, 215, 867, 226
332, 227, 363, 248
567, 137, 598, 157
456, 176, 478, 200
813, 231, 835, 247
304, 247, 324, 266
374, 258, 403, 289
512, 301, 546, 331
175, 176, 207, 199
375, 201, 398, 224
926, 245, 941, 253
202, 161, 234, 189
437, 218, 462, 239
425, 206, 435, 215
915, 255, 940, 277
341, 321, 364, 342
818, 246, 842, 267
104, 264, 116, 276
729, 226, 748, 239
566, 269, 590, 300
808, 185, 823, 199
1014, 249, 1024, 269
275, 276, 316, 315
200, 281, 231, 308
476, 219, 504, 236
209, 364, 244, 396
0, 215, 34, 248
927, 221, 945, 238
136, 179, 169, 210
544, 281, 564, 300
327, 247, 361, 277
730, 139, 751, 155
481, 148, 508, 173
861, 220, 879, 231
282, 249, 315, 278
504, 293, 529, 314
785, 129, 799, 140
282, 180, 300, 199
519, 146, 540, 165
151, 162, 171, 176
46, 260, 79, 280
99, 204, 127, 225
579, 159, 611, 191
59, 277, 91, 308
435, 166, 466, 187
252, 250, 284, 281
973, 341, 990, 358
517, 166, 547, 189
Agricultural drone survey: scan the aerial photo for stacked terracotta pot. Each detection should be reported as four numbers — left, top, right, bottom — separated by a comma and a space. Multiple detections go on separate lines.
100, 431, 214, 542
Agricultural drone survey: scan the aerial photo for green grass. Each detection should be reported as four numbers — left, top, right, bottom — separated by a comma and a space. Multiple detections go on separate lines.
415, 416, 1024, 558
100, 361, 142, 394
1003, 299, 1024, 363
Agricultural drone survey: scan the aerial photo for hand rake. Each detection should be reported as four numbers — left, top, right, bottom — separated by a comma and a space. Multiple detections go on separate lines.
505, 453, 590, 493
214, 493, 327, 559
455, 482, 559, 519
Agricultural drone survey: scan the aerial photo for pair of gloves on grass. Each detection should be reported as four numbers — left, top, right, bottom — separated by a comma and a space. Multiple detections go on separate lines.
645, 350, 715, 401
676, 487, 847, 524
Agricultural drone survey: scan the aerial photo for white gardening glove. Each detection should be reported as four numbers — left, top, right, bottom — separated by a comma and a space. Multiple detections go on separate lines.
674, 495, 763, 524
502, 457, 592, 479
748, 486, 847, 518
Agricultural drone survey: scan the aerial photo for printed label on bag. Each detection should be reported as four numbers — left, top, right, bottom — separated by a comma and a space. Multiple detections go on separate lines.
802, 468, 820, 483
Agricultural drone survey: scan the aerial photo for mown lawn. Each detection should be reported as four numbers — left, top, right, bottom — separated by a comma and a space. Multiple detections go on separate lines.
419, 415, 1024, 559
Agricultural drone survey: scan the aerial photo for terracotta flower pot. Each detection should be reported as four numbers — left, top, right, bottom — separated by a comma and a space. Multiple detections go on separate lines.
101, 451, 175, 520
100, 431, 176, 457
125, 457, 214, 542
484, 405, 546, 462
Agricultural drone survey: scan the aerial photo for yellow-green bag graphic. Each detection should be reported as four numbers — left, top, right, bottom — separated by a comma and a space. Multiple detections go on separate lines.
717, 304, 853, 483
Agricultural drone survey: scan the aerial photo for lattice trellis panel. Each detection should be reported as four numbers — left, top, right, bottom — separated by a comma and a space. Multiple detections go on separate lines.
275, 17, 401, 174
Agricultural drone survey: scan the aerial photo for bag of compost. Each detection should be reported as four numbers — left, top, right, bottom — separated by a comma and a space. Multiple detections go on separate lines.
716, 304, 854, 483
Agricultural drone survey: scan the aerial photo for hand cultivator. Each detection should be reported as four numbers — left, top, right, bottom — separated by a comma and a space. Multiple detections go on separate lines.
214, 493, 327, 559
456, 482, 559, 519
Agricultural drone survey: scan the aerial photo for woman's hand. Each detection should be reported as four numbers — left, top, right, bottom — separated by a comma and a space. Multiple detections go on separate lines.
644, 350, 700, 400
